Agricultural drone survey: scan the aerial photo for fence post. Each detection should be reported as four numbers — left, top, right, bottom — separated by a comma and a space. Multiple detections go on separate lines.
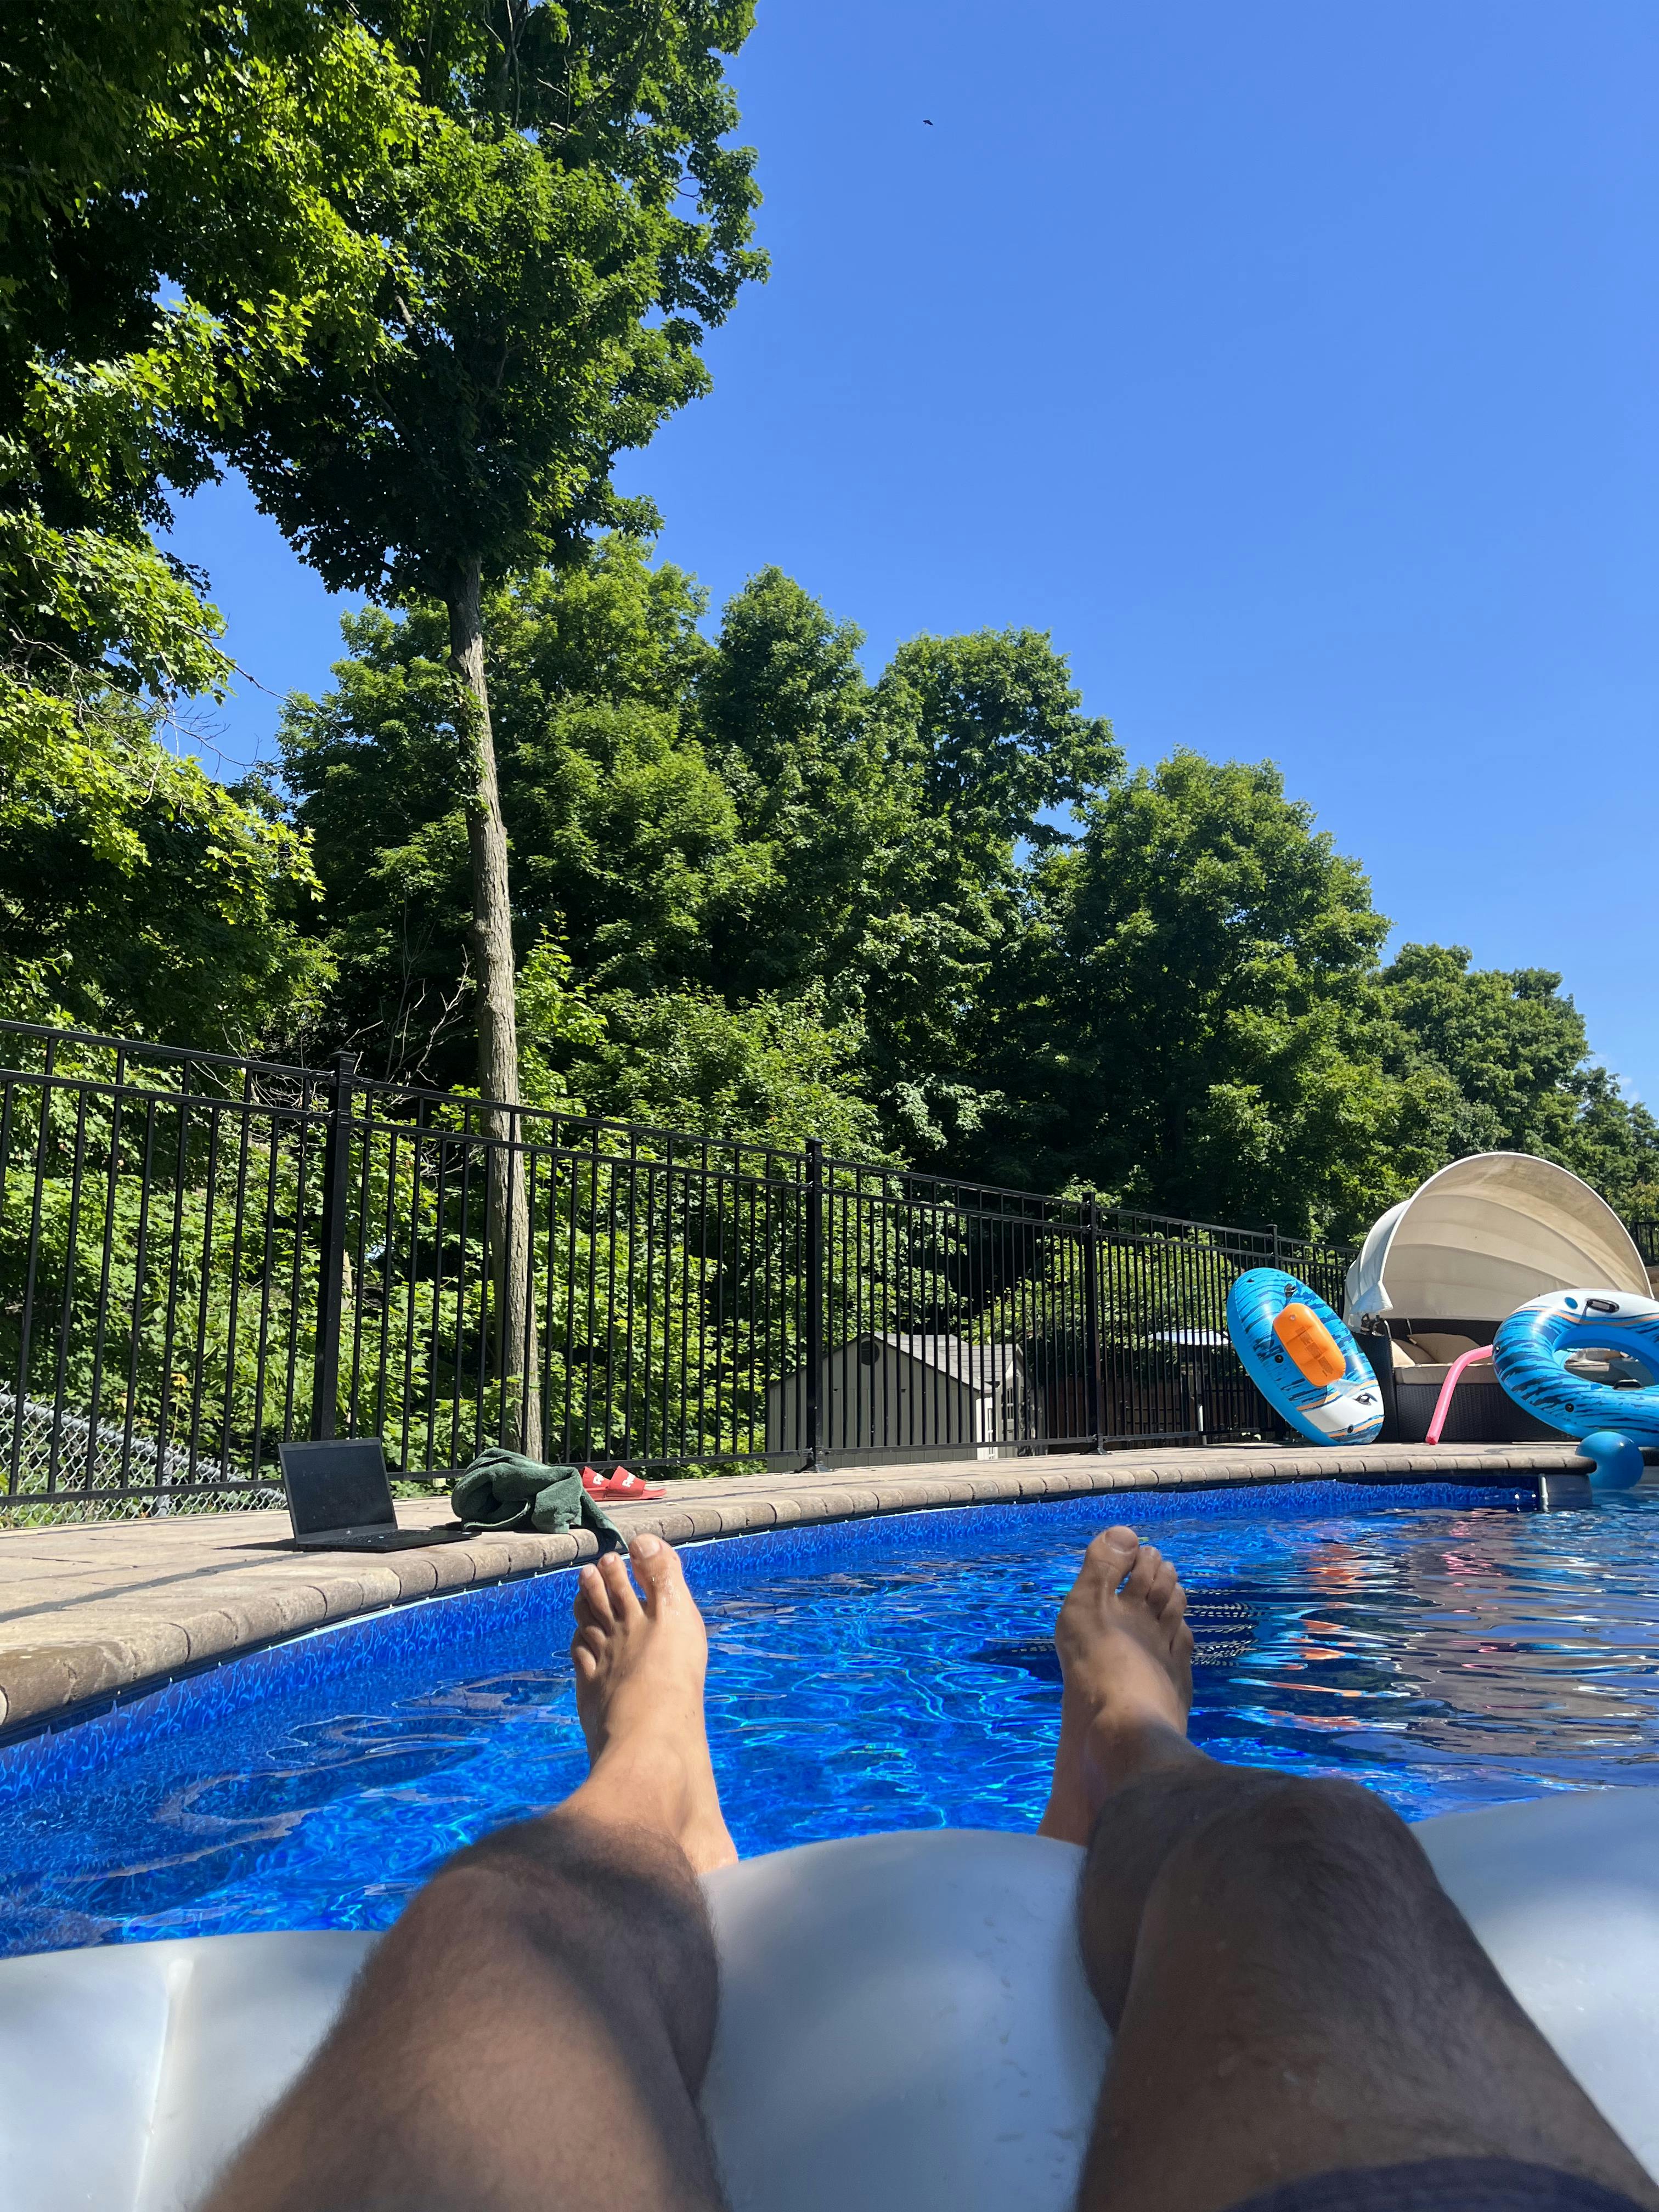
311, 1051, 359, 1441
804, 1137, 825, 1470
1084, 1199, 1104, 1452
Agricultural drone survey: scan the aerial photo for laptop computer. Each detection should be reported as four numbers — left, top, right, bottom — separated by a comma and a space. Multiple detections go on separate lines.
277, 1437, 471, 1551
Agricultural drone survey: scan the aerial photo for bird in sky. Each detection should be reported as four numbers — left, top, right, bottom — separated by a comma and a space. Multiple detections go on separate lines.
923, 118, 933, 125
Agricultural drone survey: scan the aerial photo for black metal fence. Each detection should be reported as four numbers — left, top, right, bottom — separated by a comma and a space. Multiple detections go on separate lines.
0, 1021, 1355, 1522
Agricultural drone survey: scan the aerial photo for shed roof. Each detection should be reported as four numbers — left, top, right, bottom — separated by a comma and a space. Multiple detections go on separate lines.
770, 1334, 1023, 1397
877, 1334, 1023, 1393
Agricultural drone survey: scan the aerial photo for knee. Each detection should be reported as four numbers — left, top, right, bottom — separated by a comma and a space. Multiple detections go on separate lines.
1240, 1774, 1408, 1847
420, 1815, 719, 2022
443, 1810, 708, 1929
1181, 1774, 1423, 1898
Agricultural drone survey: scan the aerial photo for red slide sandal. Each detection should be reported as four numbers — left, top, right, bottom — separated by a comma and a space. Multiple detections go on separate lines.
581, 1464, 667, 1501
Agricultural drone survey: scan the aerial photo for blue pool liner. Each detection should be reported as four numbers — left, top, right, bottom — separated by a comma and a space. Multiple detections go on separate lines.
0, 1479, 1531, 1806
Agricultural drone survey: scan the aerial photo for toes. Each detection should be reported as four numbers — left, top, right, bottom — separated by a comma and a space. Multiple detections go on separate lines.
569, 1631, 598, 1683
597, 1547, 644, 1621
1084, 1526, 1139, 1583
1122, 1542, 1162, 1602
1148, 1557, 1180, 1617
628, 1531, 685, 1613
577, 1562, 613, 1630
1161, 1581, 1188, 1629
1173, 1618, 1195, 1666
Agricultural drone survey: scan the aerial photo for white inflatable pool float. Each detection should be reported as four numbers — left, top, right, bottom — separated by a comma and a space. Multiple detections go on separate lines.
2, 1793, 1658, 2211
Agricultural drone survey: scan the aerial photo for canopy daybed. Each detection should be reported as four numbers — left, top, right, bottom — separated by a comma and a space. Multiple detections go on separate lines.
1342, 1154, 1651, 1443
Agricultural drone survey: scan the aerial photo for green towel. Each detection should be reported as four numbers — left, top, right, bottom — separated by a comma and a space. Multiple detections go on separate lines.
451, 1449, 625, 1553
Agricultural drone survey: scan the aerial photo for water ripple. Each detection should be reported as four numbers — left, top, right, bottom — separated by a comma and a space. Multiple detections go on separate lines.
4, 1486, 1659, 1952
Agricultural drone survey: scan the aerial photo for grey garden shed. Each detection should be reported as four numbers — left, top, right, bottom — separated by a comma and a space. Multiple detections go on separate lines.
765, 1333, 1041, 1466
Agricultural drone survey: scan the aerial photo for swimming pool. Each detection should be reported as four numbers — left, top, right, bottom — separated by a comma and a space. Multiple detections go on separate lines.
3, 1479, 1658, 1957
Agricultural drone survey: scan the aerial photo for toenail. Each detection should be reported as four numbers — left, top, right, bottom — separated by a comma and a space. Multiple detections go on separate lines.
633, 1533, 662, 1558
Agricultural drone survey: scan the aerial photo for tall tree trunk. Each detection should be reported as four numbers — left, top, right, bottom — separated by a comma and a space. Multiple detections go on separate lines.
448, 558, 541, 1457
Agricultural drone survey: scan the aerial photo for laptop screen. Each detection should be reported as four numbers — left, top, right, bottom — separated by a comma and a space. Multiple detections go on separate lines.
278, 1440, 395, 1535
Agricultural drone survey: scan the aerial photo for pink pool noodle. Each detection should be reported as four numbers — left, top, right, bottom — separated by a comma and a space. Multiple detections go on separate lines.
1425, 1344, 1494, 1446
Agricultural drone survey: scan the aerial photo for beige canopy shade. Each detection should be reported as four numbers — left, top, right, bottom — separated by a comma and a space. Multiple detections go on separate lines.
1344, 1152, 1649, 1325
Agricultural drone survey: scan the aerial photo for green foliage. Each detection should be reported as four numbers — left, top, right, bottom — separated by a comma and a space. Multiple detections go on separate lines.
275, 556, 1659, 1235
1, 0, 432, 1058
2, 324, 235, 893
690, 571, 1121, 1150
515, 935, 607, 1106
0, 0, 408, 393
565, 986, 887, 1160
861, 627, 1120, 1151
0, 680, 326, 1049
878, 628, 1120, 853
0, 519, 228, 856
1, 0, 421, 692
949, 753, 1659, 1237
1380, 942, 1598, 1155
1378, 944, 1659, 1217
696, 566, 888, 1008
280, 546, 1120, 1158
964, 753, 1415, 1233
3, 0, 764, 1111
207, 0, 766, 602
0, 1033, 833, 1493
1553, 1068, 1659, 1222
15, 0, 1654, 1266
279, 539, 747, 1076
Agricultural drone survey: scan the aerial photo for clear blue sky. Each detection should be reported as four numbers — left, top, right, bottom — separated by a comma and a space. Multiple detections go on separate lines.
167, 0, 1659, 1099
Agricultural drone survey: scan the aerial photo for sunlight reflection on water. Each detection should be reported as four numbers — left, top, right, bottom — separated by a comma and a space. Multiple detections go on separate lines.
4, 1485, 1658, 1954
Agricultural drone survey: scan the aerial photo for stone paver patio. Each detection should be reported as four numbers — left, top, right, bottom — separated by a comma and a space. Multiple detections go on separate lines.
0, 1441, 1596, 1739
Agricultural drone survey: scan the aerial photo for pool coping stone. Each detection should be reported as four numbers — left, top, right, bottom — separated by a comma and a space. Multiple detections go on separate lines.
0, 1441, 1599, 1740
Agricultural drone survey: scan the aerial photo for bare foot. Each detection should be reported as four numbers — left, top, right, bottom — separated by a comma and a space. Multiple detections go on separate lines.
565, 1534, 738, 1875
1037, 1526, 1201, 1846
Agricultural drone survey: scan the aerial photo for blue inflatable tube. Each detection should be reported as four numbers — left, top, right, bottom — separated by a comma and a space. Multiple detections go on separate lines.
1225, 1267, 1384, 1445
1493, 1289, 1659, 1444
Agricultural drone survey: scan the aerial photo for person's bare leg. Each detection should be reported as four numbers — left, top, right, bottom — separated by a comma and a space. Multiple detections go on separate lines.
1041, 1528, 1658, 2212
203, 1533, 735, 2212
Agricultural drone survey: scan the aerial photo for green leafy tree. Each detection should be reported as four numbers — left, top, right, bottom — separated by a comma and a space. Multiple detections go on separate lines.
285, 543, 1659, 1243
1554, 1067, 1659, 1222
211, 0, 764, 1118
557, 984, 886, 1159
2, 0, 410, 726
291, 556, 1128, 1158
3, 324, 235, 889
1379, 943, 1659, 1215
962, 754, 1659, 1237
203, 0, 764, 1442
878, 629, 1121, 854
695, 567, 889, 1005
0, 704, 327, 1049
695, 572, 1121, 1152
1, 0, 403, 391
2, 0, 422, 1052
280, 537, 749, 1079
1381, 943, 1600, 1157
865, 628, 1120, 1152
5, 0, 762, 1085
969, 752, 1453, 1235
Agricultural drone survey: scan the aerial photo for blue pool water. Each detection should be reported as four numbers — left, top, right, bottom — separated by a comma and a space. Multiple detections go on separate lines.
4, 1480, 1659, 1956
